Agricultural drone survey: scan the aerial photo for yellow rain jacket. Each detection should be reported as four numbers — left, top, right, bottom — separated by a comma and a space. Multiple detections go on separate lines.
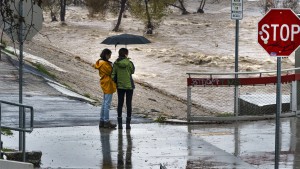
93, 59, 116, 94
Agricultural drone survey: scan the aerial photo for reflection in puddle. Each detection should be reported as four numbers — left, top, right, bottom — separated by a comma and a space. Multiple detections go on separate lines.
100, 128, 113, 168
188, 117, 300, 169
117, 130, 132, 169
100, 129, 132, 169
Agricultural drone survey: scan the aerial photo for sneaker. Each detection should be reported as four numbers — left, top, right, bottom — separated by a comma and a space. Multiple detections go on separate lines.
104, 121, 117, 129
99, 121, 104, 128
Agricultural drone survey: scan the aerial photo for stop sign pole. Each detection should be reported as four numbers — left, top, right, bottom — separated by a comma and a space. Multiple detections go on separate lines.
18, 0, 25, 162
0, 0, 43, 162
231, 0, 243, 117
231, 0, 243, 158
258, 9, 300, 169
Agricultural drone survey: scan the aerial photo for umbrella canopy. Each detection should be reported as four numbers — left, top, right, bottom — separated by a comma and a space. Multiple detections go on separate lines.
101, 33, 151, 45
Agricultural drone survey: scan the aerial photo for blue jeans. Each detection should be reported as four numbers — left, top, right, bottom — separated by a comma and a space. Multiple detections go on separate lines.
100, 94, 113, 122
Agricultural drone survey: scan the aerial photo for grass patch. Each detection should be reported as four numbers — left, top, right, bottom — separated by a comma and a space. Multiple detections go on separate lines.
3, 48, 16, 56
84, 93, 91, 98
62, 83, 71, 89
0, 40, 7, 48
32, 63, 56, 79
0, 128, 13, 136
154, 115, 166, 123
2, 148, 15, 152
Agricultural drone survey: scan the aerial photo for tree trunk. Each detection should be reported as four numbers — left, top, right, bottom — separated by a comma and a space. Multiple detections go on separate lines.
113, 0, 127, 32
36, 0, 42, 7
144, 0, 153, 34
73, 0, 79, 6
178, 0, 189, 15
51, 11, 58, 22
265, 0, 275, 13
197, 0, 206, 13
60, 0, 66, 22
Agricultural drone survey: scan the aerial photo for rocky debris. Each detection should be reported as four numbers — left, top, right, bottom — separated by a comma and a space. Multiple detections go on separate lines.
4, 151, 42, 167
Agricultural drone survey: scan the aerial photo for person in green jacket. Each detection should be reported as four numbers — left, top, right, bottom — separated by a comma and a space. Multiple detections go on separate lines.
112, 48, 135, 129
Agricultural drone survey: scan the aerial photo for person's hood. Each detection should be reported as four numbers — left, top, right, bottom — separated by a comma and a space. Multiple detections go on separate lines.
96, 59, 112, 67
115, 57, 131, 68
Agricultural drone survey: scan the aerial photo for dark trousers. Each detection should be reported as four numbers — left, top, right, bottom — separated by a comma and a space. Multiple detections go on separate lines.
117, 89, 133, 118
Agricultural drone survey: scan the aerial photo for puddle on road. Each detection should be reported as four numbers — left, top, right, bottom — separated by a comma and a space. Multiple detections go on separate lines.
189, 117, 300, 169
1, 124, 190, 168
2, 119, 300, 169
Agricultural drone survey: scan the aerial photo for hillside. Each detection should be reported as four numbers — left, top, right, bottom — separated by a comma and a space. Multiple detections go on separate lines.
9, 0, 296, 119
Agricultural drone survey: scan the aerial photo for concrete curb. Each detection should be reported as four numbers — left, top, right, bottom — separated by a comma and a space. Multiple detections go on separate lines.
0, 159, 34, 169
164, 112, 300, 124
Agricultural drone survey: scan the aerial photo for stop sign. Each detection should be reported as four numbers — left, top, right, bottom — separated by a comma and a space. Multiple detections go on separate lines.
258, 9, 300, 56
0, 0, 43, 42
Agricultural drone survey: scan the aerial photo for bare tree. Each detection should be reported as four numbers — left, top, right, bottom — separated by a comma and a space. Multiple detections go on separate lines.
282, 0, 298, 12
258, 0, 276, 13
144, 0, 154, 34
85, 0, 108, 17
60, 0, 67, 22
42, 0, 60, 21
168, 0, 189, 15
113, 0, 127, 32
84, 0, 127, 31
258, 0, 298, 13
197, 0, 206, 13
73, 0, 84, 6
130, 0, 175, 34
177, 0, 189, 14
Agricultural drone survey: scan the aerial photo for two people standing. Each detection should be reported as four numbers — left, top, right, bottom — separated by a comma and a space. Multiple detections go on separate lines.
94, 48, 135, 129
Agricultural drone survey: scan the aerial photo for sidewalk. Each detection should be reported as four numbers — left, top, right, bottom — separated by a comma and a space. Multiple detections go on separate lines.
1, 53, 300, 168
2, 124, 257, 169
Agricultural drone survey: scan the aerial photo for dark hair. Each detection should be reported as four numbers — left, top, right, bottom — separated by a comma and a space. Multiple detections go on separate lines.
118, 48, 128, 58
100, 48, 112, 61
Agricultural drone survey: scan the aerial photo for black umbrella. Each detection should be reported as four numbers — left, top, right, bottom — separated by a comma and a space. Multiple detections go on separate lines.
101, 33, 151, 46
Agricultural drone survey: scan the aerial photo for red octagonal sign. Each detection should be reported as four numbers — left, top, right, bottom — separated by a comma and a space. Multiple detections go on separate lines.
258, 9, 300, 56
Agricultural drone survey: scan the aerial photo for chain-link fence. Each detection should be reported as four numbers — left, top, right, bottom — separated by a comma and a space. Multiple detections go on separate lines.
187, 69, 300, 122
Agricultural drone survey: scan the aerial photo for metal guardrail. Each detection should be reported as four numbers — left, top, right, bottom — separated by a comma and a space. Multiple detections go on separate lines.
187, 67, 300, 76
186, 68, 300, 122
0, 100, 34, 161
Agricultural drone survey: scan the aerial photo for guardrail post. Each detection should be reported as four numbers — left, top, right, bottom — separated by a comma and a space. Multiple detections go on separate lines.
0, 102, 2, 159
22, 107, 26, 162
234, 84, 239, 116
0, 100, 34, 162
187, 86, 192, 122
291, 81, 297, 114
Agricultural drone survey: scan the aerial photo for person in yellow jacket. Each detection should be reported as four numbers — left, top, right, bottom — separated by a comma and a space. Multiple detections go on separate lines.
93, 48, 117, 129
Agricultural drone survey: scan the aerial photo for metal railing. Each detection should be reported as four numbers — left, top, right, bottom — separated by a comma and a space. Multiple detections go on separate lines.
0, 100, 34, 162
186, 68, 300, 122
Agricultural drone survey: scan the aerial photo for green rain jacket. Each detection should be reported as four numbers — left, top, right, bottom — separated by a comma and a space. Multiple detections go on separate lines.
112, 57, 135, 90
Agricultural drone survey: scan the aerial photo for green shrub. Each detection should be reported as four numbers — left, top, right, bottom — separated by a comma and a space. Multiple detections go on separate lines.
155, 115, 166, 123
0, 128, 13, 136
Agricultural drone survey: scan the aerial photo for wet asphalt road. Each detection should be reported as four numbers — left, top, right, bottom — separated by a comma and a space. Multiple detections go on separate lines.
2, 119, 300, 169
2, 53, 300, 168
